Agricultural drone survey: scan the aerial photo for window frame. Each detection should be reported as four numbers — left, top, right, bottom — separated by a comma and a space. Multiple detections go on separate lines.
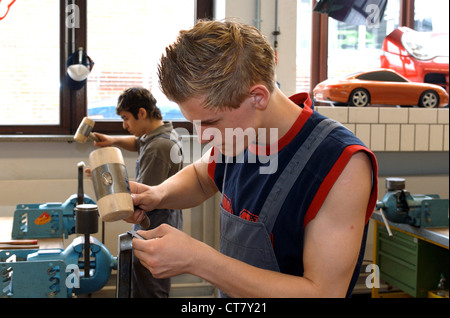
0, 0, 212, 136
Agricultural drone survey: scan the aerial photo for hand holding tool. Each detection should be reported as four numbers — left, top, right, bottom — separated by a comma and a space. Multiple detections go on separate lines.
74, 117, 100, 143
127, 230, 146, 240
89, 147, 151, 229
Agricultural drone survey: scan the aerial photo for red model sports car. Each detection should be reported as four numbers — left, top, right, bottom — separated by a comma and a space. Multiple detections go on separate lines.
381, 27, 449, 94
313, 69, 449, 108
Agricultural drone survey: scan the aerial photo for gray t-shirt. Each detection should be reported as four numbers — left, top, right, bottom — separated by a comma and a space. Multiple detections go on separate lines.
134, 122, 183, 185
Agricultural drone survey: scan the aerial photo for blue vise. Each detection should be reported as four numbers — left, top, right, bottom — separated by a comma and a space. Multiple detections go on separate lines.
0, 236, 117, 298
11, 194, 96, 239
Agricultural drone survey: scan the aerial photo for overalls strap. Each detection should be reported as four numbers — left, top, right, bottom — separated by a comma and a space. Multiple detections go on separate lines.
258, 118, 342, 233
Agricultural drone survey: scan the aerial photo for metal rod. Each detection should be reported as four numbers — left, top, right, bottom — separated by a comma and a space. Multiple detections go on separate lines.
71, 0, 76, 54
84, 233, 90, 277
255, 0, 262, 30
273, 0, 280, 48
379, 209, 393, 237
77, 161, 85, 206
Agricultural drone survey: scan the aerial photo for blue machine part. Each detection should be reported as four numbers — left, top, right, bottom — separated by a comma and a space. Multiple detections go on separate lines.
0, 236, 117, 298
376, 177, 449, 228
11, 194, 96, 239
376, 191, 449, 227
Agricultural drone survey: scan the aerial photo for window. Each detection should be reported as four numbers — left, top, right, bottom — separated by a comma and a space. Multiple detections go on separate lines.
0, 0, 60, 126
87, 0, 195, 121
414, 0, 449, 33
327, 0, 401, 79
0, 1, 206, 135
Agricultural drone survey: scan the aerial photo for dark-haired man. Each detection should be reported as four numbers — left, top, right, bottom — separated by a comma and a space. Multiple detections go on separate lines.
93, 87, 183, 298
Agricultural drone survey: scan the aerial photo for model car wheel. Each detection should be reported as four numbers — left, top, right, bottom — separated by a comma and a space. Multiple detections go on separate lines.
349, 88, 370, 107
419, 90, 439, 108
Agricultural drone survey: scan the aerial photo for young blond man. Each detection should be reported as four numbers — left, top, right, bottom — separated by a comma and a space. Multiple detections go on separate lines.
128, 21, 378, 298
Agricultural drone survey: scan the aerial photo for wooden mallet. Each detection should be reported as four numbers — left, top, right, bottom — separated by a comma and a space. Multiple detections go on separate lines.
74, 117, 100, 143
89, 147, 151, 230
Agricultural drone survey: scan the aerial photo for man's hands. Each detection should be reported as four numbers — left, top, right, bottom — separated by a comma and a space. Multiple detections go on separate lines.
129, 181, 162, 211
122, 181, 163, 224
92, 133, 138, 152
92, 132, 115, 148
132, 224, 201, 278
128, 180, 207, 280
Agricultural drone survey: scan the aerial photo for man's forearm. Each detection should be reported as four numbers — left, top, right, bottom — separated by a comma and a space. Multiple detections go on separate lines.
156, 161, 218, 210
189, 241, 321, 298
113, 136, 138, 152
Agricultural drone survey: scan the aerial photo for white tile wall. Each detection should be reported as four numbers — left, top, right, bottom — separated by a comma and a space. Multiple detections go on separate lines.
400, 124, 415, 151
438, 109, 449, 124
355, 124, 371, 147
317, 106, 449, 152
385, 124, 400, 151
370, 124, 385, 151
414, 124, 429, 151
379, 108, 409, 123
444, 125, 449, 151
429, 125, 444, 151
410, 108, 439, 124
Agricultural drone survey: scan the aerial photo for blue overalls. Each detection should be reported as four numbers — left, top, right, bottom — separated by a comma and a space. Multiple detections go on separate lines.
218, 119, 343, 297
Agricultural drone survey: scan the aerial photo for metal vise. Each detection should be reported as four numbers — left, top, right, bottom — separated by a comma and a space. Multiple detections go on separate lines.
0, 236, 116, 298
376, 178, 449, 228
11, 194, 96, 239
1, 204, 117, 298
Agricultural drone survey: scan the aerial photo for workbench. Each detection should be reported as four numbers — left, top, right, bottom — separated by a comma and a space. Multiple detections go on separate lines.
371, 212, 449, 298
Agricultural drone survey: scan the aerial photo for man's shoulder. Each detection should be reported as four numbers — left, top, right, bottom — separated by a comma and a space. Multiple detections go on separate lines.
140, 134, 178, 155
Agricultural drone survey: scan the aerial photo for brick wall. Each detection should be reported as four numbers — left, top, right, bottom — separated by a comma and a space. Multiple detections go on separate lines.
316, 107, 449, 152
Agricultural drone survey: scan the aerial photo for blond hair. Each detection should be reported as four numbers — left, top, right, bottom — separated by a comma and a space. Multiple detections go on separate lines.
158, 20, 276, 110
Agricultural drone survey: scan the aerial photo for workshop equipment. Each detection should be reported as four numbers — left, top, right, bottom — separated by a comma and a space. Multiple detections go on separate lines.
1, 162, 137, 298
1, 204, 116, 298
376, 178, 449, 228
75, 204, 99, 279
11, 161, 95, 239
0, 240, 38, 250
375, 222, 449, 298
89, 147, 150, 229
11, 194, 96, 239
116, 232, 133, 297
74, 116, 100, 143
77, 161, 87, 205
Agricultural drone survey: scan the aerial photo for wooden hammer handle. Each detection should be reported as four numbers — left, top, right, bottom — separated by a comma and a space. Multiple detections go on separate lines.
140, 214, 151, 230
89, 133, 100, 142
